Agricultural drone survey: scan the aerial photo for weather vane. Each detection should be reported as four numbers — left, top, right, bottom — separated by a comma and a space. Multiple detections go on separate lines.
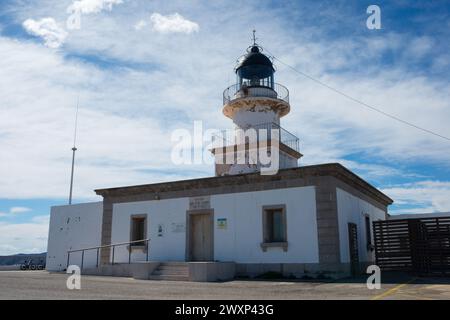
252, 29, 257, 46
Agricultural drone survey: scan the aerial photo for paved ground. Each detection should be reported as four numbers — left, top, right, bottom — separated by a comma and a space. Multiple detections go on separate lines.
0, 271, 449, 300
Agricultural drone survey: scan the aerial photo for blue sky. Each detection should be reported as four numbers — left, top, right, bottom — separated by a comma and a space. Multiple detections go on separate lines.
0, 0, 449, 254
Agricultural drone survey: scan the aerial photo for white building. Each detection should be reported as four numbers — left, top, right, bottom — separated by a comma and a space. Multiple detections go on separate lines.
46, 42, 393, 281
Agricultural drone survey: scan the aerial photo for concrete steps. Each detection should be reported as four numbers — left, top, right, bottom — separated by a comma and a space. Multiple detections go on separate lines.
81, 261, 235, 282
148, 262, 190, 281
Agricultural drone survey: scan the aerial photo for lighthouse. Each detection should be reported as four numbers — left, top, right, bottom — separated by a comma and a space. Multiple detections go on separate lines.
213, 36, 302, 176
47, 35, 393, 280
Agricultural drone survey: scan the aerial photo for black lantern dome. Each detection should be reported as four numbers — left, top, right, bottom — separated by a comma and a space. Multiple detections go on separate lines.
235, 45, 275, 89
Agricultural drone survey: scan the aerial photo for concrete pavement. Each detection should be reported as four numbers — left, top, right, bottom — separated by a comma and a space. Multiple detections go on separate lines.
0, 271, 449, 300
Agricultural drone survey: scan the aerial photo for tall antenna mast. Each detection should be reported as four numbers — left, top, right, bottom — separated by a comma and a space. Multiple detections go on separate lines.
252, 29, 257, 46
68, 97, 79, 205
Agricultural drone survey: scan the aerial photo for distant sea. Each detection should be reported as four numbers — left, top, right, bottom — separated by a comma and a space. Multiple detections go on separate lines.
0, 253, 46, 265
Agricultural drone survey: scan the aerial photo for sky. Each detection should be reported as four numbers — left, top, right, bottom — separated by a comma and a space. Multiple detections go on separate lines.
0, 0, 449, 255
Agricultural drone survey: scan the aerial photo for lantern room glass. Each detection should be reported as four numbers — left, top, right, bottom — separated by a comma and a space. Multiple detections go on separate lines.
237, 65, 274, 89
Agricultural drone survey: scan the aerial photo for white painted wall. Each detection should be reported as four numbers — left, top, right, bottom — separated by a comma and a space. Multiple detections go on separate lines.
336, 188, 386, 264
212, 186, 318, 263
46, 202, 103, 271
111, 198, 189, 263
217, 142, 298, 176
109, 186, 319, 264
232, 106, 280, 128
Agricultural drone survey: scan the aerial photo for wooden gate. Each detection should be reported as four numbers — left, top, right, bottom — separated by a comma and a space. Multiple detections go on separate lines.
373, 217, 450, 275
348, 223, 359, 275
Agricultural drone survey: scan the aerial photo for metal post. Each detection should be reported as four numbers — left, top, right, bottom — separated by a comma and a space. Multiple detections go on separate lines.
128, 244, 131, 264
68, 147, 77, 204
146, 240, 149, 262
96, 248, 99, 268
81, 250, 84, 270
112, 245, 115, 265
68, 98, 79, 205
67, 251, 70, 269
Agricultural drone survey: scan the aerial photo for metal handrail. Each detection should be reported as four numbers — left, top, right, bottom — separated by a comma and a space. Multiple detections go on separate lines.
223, 83, 289, 105
252, 122, 300, 153
67, 238, 150, 270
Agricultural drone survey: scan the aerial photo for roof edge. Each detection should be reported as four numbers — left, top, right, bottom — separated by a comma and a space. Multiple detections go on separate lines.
94, 163, 393, 206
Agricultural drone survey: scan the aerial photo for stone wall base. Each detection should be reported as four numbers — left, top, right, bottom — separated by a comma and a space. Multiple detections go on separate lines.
189, 262, 236, 282
80, 261, 375, 281
82, 261, 159, 279
236, 263, 356, 279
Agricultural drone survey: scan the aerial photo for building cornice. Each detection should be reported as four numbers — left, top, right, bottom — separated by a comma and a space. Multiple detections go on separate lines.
94, 163, 393, 207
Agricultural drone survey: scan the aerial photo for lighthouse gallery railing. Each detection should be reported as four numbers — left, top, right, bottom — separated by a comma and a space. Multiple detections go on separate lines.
212, 122, 300, 154
223, 83, 289, 105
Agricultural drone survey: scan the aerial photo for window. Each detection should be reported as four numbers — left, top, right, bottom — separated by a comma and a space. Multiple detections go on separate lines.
130, 215, 147, 247
365, 215, 373, 250
261, 205, 287, 252
268, 209, 284, 242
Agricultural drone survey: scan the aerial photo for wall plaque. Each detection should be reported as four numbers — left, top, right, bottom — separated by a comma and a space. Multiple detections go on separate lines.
189, 196, 211, 210
171, 222, 185, 233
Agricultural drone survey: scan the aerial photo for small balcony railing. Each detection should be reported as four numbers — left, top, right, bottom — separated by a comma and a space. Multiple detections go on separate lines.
212, 122, 300, 153
223, 83, 289, 105
253, 122, 299, 153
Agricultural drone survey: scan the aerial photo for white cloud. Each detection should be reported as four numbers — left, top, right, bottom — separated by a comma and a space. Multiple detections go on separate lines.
407, 36, 434, 60
0, 36, 211, 199
22, 17, 68, 48
0, 207, 32, 217
10, 207, 32, 214
149, 13, 199, 34
22, 1, 123, 48
134, 19, 147, 31
31, 215, 50, 224
68, 0, 123, 15
382, 181, 450, 213
2, 0, 450, 213
0, 216, 49, 255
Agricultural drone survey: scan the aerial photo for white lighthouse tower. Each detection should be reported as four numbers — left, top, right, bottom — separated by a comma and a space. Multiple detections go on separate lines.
213, 35, 302, 176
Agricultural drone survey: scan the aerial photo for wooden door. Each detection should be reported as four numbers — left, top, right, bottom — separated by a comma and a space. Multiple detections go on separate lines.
190, 213, 213, 261
348, 223, 359, 275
